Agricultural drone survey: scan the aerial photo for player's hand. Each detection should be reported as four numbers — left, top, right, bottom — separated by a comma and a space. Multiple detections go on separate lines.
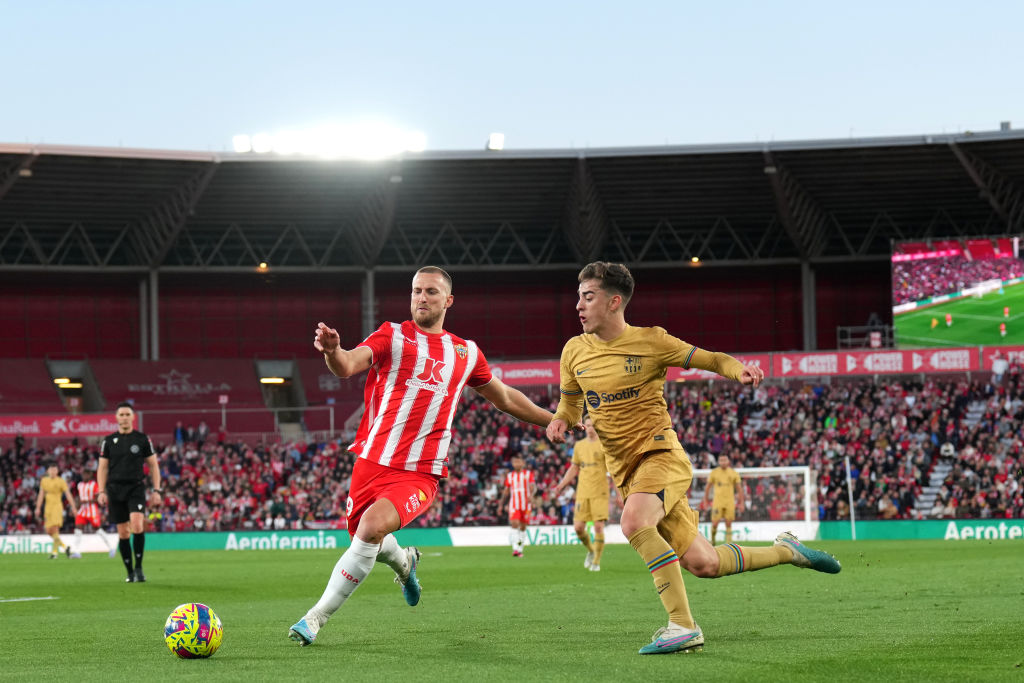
739, 363, 764, 387
313, 322, 341, 354
149, 491, 162, 507
546, 418, 569, 444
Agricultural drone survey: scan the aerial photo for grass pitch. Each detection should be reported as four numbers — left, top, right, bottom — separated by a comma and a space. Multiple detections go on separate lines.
1, 541, 1021, 682
894, 282, 1024, 348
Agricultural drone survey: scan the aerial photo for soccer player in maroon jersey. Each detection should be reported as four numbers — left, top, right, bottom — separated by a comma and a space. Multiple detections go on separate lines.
290, 266, 555, 646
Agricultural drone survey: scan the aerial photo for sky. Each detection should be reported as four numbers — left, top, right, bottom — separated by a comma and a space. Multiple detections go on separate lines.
3, 0, 1023, 153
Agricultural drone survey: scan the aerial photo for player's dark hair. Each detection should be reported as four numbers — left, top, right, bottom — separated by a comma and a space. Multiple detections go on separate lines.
578, 261, 634, 305
115, 401, 134, 412
416, 266, 453, 294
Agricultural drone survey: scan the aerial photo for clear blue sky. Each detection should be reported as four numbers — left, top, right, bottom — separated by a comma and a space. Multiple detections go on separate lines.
4, 0, 1022, 152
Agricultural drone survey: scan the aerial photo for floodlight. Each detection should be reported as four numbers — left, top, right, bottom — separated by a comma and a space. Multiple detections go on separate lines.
487, 133, 505, 151
251, 133, 274, 154
232, 135, 252, 153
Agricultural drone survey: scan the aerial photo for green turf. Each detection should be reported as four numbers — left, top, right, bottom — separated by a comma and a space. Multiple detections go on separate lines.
1, 542, 1022, 681
894, 281, 1024, 348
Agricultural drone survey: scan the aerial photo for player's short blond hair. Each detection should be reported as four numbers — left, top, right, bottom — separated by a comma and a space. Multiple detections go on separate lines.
415, 266, 453, 294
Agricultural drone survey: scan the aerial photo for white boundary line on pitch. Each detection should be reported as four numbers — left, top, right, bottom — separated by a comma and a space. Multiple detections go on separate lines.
0, 596, 60, 603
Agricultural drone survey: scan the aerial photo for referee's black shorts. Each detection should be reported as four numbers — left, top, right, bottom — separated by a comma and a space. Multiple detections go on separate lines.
106, 480, 147, 525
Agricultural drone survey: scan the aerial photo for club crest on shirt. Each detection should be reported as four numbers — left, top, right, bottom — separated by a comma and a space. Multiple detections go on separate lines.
454, 343, 468, 359
624, 356, 642, 374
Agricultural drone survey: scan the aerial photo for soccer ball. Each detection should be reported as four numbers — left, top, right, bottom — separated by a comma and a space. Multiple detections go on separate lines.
164, 602, 223, 659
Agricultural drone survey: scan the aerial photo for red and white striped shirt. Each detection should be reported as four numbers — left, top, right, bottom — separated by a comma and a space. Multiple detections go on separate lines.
504, 469, 535, 514
76, 479, 100, 526
350, 321, 492, 477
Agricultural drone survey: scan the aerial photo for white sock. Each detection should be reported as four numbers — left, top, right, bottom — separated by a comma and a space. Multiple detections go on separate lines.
376, 534, 408, 578
73, 529, 83, 552
509, 529, 518, 549
518, 529, 528, 547
306, 537, 379, 624
96, 527, 114, 551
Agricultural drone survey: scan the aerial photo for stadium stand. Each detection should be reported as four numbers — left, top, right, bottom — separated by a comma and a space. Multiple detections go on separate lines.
4, 362, 1022, 535
89, 359, 272, 439
0, 359, 65, 414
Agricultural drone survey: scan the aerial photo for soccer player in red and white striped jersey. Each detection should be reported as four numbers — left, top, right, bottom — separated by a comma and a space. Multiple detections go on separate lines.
72, 468, 114, 557
501, 456, 536, 557
290, 266, 555, 647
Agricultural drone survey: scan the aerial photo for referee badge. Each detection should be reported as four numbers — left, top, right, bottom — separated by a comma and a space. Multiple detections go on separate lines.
130, 444, 140, 453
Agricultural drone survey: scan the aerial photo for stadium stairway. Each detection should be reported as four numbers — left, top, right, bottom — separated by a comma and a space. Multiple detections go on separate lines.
914, 399, 986, 516
914, 460, 954, 516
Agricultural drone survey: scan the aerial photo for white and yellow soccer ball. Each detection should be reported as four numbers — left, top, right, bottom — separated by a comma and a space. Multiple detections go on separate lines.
164, 602, 223, 659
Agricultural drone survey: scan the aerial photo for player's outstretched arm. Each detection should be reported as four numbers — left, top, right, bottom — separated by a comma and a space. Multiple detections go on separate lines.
314, 322, 373, 378
686, 347, 764, 388
474, 377, 553, 428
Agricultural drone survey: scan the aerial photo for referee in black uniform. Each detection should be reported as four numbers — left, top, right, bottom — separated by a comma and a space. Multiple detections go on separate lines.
97, 402, 162, 583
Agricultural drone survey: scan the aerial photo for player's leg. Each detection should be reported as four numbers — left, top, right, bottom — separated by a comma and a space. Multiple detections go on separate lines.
127, 483, 148, 582
574, 515, 594, 568
128, 511, 147, 582
372, 471, 439, 606
724, 516, 733, 544
620, 452, 705, 654
108, 486, 135, 581
291, 498, 400, 645
116, 522, 134, 580
620, 493, 690, 626
678, 528, 839, 578
45, 523, 63, 558
71, 515, 84, 559
709, 515, 721, 546
591, 519, 606, 570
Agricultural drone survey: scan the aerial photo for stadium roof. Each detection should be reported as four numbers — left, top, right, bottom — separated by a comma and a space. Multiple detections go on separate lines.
2, 128, 1023, 272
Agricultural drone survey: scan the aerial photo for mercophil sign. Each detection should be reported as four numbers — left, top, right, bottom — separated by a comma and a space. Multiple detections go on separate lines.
0, 414, 118, 437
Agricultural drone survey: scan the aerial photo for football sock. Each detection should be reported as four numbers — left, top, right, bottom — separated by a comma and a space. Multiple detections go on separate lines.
576, 529, 593, 551
593, 532, 605, 565
725, 529, 733, 543
73, 528, 83, 552
376, 534, 408, 577
308, 537, 378, 621
132, 532, 145, 570
96, 527, 114, 550
119, 538, 133, 574
714, 543, 794, 577
628, 526, 695, 629
50, 533, 61, 554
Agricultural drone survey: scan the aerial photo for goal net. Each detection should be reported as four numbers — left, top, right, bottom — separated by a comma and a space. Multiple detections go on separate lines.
690, 466, 815, 543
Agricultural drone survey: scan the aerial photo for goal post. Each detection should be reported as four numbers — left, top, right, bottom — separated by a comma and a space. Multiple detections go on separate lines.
691, 465, 816, 542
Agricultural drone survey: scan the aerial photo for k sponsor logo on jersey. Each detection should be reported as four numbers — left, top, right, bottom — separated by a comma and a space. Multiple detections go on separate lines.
407, 357, 449, 395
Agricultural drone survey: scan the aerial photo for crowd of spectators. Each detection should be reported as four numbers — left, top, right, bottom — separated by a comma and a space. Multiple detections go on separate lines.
892, 255, 1022, 305
2, 363, 1022, 535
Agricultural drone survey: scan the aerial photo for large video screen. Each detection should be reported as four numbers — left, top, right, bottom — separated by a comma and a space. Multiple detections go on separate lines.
892, 236, 1024, 348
